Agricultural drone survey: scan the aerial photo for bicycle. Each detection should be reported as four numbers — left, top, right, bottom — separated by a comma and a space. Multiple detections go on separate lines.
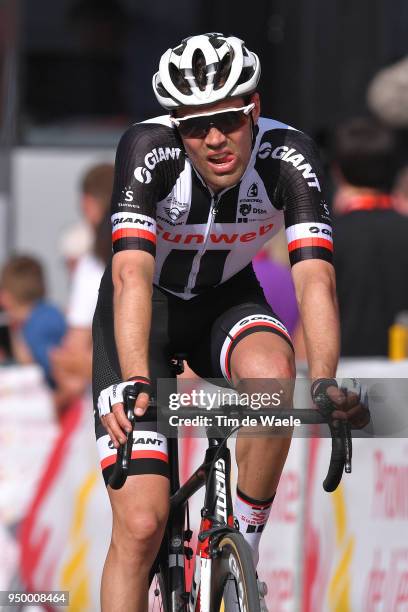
108, 358, 353, 612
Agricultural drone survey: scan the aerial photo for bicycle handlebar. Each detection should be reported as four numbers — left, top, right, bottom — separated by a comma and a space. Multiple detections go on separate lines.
108, 389, 353, 492
108, 385, 148, 490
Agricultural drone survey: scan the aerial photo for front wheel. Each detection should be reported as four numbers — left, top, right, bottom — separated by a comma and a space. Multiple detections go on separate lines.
210, 532, 260, 612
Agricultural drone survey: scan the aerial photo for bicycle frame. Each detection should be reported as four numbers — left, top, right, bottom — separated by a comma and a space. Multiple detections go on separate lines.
156, 431, 236, 611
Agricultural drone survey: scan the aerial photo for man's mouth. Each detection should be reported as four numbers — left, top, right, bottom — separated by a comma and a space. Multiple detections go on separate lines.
207, 152, 236, 172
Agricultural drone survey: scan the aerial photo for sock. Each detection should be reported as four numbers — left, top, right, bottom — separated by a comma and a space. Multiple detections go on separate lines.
234, 487, 275, 568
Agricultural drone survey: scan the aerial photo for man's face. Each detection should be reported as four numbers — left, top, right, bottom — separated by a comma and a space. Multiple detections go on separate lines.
0, 288, 23, 323
174, 94, 260, 194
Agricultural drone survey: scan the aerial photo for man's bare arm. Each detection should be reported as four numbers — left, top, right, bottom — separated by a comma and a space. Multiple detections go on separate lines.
291, 258, 369, 428
112, 250, 155, 380
99, 250, 155, 446
291, 259, 340, 379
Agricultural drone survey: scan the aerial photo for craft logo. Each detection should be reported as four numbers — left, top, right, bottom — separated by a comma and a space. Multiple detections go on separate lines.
247, 182, 258, 198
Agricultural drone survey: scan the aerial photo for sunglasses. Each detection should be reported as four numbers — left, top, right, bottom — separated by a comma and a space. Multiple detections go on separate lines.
170, 103, 255, 138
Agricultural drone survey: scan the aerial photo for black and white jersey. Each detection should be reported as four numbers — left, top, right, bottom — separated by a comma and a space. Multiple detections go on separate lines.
111, 115, 333, 299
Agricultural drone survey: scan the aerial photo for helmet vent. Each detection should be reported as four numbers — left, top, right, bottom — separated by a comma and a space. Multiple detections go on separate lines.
192, 49, 207, 91
214, 51, 233, 90
209, 33, 226, 49
236, 66, 255, 87
169, 63, 191, 95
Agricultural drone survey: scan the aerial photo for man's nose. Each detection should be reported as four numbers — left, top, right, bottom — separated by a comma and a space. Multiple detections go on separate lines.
205, 126, 227, 147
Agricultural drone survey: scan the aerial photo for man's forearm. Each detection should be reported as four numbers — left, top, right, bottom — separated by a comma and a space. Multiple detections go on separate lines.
298, 278, 340, 379
113, 274, 152, 380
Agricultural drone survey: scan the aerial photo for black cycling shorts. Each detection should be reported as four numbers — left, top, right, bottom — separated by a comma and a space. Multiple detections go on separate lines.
92, 262, 293, 485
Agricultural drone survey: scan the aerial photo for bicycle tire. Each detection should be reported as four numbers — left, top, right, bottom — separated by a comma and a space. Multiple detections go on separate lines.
210, 532, 261, 612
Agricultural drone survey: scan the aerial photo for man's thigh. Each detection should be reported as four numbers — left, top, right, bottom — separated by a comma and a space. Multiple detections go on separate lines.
107, 473, 170, 532
188, 301, 294, 385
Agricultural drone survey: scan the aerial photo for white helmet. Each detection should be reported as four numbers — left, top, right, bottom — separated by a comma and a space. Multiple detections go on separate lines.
152, 32, 261, 110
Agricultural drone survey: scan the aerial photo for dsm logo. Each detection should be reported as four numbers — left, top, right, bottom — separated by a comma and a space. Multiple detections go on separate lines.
239, 203, 252, 217
247, 182, 258, 198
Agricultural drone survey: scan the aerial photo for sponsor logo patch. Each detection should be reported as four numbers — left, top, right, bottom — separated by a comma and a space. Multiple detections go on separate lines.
156, 222, 274, 244
164, 196, 189, 222
247, 182, 258, 197
239, 203, 252, 217
134, 146, 182, 184
258, 142, 321, 191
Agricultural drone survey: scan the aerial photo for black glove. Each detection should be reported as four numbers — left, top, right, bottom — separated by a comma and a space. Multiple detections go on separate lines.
311, 377, 370, 429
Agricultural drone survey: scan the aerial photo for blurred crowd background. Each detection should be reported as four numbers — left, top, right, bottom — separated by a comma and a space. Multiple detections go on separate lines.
1, 1, 408, 610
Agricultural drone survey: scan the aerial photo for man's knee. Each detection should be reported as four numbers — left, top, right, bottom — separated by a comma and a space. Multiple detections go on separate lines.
112, 508, 168, 559
231, 342, 295, 381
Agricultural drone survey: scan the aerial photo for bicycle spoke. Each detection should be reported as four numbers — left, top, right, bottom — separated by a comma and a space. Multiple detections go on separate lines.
150, 575, 164, 612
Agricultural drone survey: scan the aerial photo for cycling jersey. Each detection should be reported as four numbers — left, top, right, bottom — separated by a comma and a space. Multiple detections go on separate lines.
111, 116, 333, 300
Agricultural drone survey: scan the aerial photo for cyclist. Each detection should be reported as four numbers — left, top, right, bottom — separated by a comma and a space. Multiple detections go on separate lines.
93, 33, 370, 611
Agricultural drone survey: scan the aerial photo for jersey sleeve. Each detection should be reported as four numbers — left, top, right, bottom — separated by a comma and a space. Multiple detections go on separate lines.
257, 128, 333, 266
110, 122, 184, 257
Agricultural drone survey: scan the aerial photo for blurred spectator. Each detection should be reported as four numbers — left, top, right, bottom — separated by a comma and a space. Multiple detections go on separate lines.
53, 163, 114, 411
331, 116, 397, 215
66, 210, 111, 332
59, 162, 114, 275
367, 56, 408, 129
80, 162, 115, 228
0, 255, 66, 385
51, 212, 112, 409
392, 166, 408, 215
332, 117, 408, 356
59, 221, 94, 277
0, 308, 12, 364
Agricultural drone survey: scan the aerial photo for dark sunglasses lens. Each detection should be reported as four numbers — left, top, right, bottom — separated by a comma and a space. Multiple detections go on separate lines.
214, 111, 246, 133
178, 110, 247, 138
178, 116, 209, 138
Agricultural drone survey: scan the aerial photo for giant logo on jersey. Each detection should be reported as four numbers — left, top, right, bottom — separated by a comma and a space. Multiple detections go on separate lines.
257, 143, 321, 191
134, 167, 152, 184
134, 146, 182, 184
111, 212, 155, 229
111, 212, 156, 246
